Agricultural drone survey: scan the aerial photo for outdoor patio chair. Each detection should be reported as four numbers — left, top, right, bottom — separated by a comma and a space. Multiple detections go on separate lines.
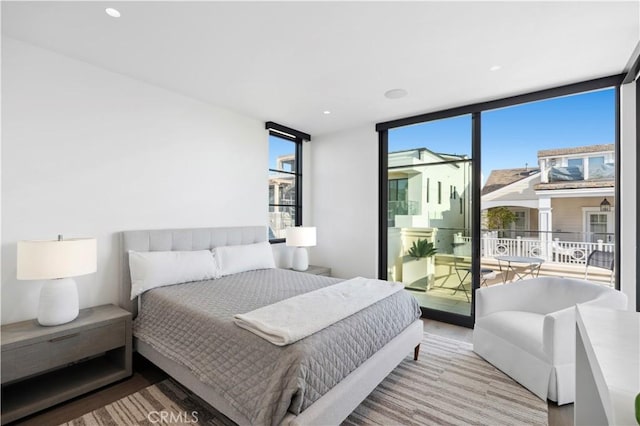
453, 256, 496, 301
584, 250, 614, 285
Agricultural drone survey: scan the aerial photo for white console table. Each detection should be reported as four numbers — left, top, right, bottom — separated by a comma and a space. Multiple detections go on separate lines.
575, 305, 639, 426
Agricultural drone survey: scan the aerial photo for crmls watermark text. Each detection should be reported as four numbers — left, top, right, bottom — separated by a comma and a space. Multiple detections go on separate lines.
147, 410, 199, 424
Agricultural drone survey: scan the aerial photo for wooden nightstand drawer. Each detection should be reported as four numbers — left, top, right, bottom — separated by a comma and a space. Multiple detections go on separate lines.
2, 321, 125, 384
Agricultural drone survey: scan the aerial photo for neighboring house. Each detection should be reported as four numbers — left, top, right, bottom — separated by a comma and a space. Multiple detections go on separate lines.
481, 144, 615, 251
481, 167, 542, 238
388, 148, 472, 232
387, 147, 472, 278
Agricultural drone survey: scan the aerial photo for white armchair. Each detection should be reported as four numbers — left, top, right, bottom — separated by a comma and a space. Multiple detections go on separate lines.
473, 277, 627, 405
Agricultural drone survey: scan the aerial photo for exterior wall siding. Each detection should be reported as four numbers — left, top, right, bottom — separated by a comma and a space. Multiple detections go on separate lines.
551, 197, 615, 236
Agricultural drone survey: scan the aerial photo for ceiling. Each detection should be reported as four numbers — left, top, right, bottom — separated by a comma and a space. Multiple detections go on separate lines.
3, 1, 639, 137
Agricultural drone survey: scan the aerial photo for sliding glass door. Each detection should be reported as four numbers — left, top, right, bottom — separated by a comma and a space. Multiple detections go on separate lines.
386, 115, 476, 321
378, 75, 622, 327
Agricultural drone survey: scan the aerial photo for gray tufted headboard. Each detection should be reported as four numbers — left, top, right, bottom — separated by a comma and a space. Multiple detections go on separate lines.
120, 226, 268, 317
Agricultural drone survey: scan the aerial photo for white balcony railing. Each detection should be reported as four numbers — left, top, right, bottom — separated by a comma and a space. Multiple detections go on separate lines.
460, 233, 614, 265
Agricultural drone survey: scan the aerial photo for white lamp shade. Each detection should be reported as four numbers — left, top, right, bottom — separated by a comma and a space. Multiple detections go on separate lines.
17, 238, 97, 280
285, 227, 317, 247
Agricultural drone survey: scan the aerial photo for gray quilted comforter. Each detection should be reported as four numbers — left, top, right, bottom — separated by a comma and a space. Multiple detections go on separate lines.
133, 268, 421, 426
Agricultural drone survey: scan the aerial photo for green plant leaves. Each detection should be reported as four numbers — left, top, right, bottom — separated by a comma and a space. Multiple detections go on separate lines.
407, 239, 437, 259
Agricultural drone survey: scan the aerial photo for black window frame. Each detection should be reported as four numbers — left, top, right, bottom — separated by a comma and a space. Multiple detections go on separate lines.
377, 74, 625, 327
266, 122, 311, 243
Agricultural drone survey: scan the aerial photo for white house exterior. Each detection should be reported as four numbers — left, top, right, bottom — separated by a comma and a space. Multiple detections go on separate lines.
387, 148, 472, 285
388, 148, 472, 233
481, 144, 615, 262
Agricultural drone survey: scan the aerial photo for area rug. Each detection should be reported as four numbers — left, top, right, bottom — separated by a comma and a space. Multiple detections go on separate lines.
62, 333, 547, 426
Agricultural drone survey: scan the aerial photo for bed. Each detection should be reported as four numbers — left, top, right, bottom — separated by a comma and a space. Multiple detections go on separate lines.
120, 226, 423, 425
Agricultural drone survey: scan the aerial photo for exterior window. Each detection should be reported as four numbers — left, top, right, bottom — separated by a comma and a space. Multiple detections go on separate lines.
426, 178, 430, 202
588, 156, 604, 168
266, 122, 310, 242
588, 156, 606, 179
511, 210, 528, 238
568, 158, 583, 168
566, 158, 585, 180
438, 181, 442, 204
388, 178, 409, 226
514, 211, 526, 230
590, 214, 607, 234
585, 211, 614, 243
389, 179, 408, 202
268, 134, 301, 241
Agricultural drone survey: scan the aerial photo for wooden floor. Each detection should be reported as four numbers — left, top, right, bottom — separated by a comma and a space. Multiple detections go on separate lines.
11, 319, 572, 426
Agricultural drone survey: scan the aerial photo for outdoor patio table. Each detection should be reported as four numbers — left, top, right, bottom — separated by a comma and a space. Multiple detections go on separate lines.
495, 255, 545, 283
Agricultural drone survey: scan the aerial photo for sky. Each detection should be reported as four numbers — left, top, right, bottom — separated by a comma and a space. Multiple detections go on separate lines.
269, 88, 616, 184
269, 135, 296, 172
389, 87, 616, 185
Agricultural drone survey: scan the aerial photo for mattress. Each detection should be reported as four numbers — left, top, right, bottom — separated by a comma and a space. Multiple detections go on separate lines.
133, 268, 421, 426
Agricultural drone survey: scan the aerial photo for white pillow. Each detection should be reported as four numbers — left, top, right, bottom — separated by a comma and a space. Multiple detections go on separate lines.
129, 250, 218, 299
213, 241, 275, 277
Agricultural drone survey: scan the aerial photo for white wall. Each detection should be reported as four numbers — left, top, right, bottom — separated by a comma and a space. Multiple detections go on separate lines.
309, 125, 378, 279
620, 80, 637, 311
1, 38, 268, 324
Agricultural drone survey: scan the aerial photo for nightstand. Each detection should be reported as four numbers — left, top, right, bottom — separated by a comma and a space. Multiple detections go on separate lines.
1, 304, 132, 424
296, 265, 331, 276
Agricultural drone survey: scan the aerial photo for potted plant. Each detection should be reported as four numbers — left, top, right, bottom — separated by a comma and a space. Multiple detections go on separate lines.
402, 239, 437, 291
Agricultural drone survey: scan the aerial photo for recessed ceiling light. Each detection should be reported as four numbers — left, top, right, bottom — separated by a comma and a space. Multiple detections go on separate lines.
323, 111, 331, 115
105, 8, 121, 18
490, 65, 502, 71
384, 88, 408, 99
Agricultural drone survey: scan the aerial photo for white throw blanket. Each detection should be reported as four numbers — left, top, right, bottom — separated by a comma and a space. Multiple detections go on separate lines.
233, 277, 404, 346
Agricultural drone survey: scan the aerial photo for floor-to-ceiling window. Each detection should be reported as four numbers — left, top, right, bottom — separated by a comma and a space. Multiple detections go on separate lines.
385, 115, 475, 318
378, 76, 622, 327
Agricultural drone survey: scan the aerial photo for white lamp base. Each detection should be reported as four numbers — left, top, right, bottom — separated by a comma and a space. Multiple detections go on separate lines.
292, 247, 309, 271
38, 278, 79, 326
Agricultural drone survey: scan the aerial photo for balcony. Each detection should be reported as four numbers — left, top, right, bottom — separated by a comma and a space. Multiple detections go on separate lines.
388, 200, 421, 227
475, 231, 614, 265
400, 229, 615, 316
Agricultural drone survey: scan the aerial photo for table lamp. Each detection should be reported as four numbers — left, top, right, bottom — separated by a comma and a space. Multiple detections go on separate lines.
286, 227, 316, 271
17, 235, 97, 326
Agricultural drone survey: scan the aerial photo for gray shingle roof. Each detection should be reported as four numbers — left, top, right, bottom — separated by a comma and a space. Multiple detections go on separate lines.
482, 168, 539, 195
537, 144, 614, 158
